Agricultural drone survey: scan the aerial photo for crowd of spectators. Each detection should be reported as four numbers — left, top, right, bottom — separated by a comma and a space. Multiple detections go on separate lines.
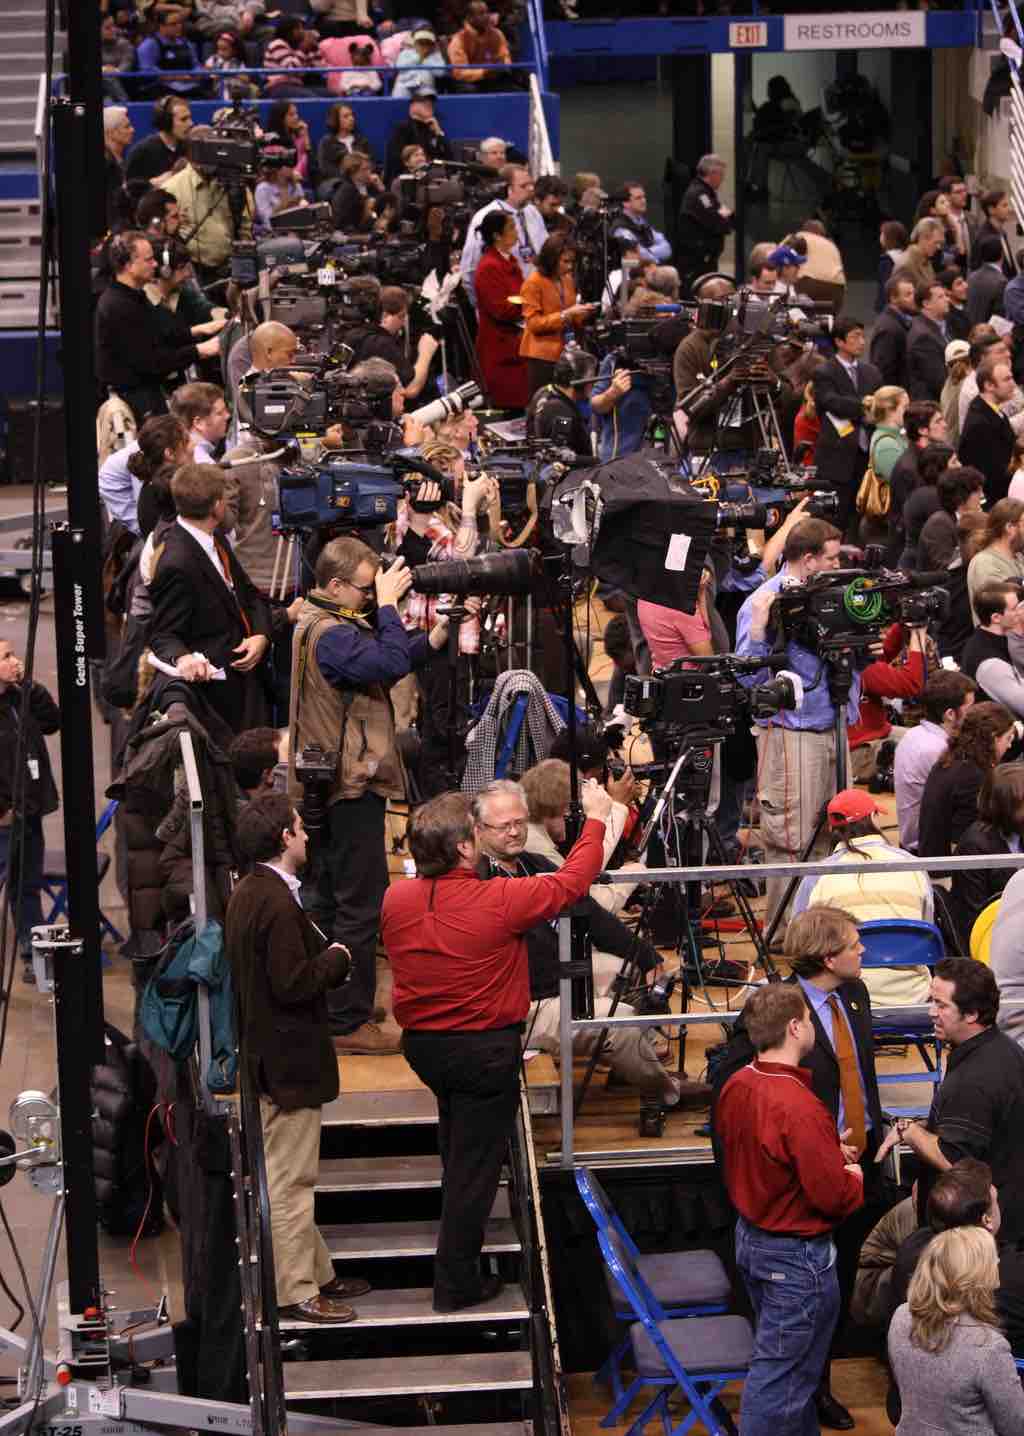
99, 0, 525, 102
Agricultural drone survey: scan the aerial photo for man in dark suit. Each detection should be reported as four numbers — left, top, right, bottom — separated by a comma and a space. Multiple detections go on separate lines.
966, 234, 1008, 328
225, 793, 368, 1324
959, 354, 1017, 505
812, 317, 883, 537
148, 463, 272, 731
712, 904, 884, 1431
869, 274, 916, 389
384, 94, 452, 183
906, 281, 950, 402
971, 188, 1019, 281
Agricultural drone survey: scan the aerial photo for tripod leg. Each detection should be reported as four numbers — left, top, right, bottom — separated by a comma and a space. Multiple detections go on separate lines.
699, 813, 778, 980
761, 799, 831, 952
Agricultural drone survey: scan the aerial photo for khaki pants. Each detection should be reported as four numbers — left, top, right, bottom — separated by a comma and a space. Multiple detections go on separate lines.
526, 996, 670, 1097
756, 727, 850, 929
260, 1096, 335, 1307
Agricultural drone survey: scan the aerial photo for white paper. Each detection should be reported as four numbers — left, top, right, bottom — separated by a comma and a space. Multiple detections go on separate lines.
147, 652, 227, 681
665, 533, 693, 572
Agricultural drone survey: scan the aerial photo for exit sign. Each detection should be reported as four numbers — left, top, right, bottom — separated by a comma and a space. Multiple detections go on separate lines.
729, 21, 768, 46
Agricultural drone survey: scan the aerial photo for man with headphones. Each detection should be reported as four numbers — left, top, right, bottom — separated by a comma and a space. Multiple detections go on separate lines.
127, 96, 194, 185
160, 126, 254, 283
144, 238, 226, 364
94, 230, 223, 424
525, 346, 595, 458
338, 277, 439, 403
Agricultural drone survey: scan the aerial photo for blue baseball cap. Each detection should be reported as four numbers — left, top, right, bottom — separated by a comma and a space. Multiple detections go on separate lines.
768, 245, 806, 268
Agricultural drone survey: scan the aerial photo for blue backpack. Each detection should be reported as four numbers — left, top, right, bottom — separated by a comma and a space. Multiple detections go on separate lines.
140, 919, 237, 1093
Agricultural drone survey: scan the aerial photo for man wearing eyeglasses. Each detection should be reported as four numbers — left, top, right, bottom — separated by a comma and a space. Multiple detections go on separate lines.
289, 535, 450, 1055
383, 780, 613, 1314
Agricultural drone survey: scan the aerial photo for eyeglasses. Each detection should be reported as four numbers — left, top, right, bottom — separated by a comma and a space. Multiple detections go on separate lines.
478, 818, 528, 834
341, 578, 375, 595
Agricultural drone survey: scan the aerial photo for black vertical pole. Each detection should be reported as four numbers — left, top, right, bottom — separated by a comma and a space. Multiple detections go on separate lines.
733, 53, 751, 281
49, 526, 103, 1315
62, 0, 105, 241
52, 99, 105, 644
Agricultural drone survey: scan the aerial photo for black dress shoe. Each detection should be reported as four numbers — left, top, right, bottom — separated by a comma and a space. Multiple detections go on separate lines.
815, 1390, 855, 1430
432, 1274, 503, 1313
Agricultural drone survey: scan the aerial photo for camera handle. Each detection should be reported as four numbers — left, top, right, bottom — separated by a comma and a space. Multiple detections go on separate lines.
760, 647, 854, 953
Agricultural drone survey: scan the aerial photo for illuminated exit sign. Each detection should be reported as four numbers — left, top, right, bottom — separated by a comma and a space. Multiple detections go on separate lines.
729, 21, 768, 47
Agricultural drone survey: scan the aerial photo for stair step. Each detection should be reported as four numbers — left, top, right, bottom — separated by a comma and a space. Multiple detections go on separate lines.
321, 1217, 520, 1260
0, 79, 40, 97
317, 1154, 444, 1192
284, 1350, 533, 1400
322, 1088, 438, 1127
284, 1428, 531, 1436
279, 1283, 529, 1331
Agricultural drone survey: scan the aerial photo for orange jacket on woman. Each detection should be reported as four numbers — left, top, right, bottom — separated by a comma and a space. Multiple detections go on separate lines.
518, 270, 585, 362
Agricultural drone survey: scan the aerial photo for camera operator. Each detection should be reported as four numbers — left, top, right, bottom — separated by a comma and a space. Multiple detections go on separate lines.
289, 537, 451, 1054
672, 275, 736, 456
381, 781, 613, 1313
160, 125, 255, 284
340, 277, 439, 403
590, 361, 647, 460
231, 320, 346, 449
95, 231, 223, 425
460, 165, 548, 309
525, 345, 595, 458
610, 181, 671, 265
144, 239, 227, 372
735, 518, 859, 931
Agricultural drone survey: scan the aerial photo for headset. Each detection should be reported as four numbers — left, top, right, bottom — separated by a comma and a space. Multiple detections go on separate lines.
552, 345, 598, 389
156, 236, 174, 280
153, 94, 183, 134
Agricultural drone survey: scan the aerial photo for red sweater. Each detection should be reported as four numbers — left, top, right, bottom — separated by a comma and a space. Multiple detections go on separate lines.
848, 623, 925, 747
383, 819, 607, 1031
718, 1059, 864, 1236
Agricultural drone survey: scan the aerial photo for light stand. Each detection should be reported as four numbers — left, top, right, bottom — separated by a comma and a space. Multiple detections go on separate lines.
555, 551, 593, 1023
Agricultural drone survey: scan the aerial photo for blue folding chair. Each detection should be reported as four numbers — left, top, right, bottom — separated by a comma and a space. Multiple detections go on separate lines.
576, 1167, 731, 1412
859, 919, 943, 1119
596, 1225, 752, 1435
41, 799, 124, 947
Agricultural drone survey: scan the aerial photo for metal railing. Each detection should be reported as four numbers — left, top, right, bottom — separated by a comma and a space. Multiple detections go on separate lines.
179, 730, 215, 1113
554, 849, 1024, 1169
528, 72, 556, 178
57, 61, 537, 94
989, 0, 1024, 221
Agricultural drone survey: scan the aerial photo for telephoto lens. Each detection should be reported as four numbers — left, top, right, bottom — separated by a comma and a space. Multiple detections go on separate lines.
410, 549, 535, 597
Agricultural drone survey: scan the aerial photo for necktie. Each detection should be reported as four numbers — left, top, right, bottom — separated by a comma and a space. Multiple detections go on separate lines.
214, 540, 251, 635
827, 993, 866, 1155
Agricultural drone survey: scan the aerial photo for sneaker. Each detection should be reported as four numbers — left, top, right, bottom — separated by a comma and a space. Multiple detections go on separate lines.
332, 1022, 402, 1055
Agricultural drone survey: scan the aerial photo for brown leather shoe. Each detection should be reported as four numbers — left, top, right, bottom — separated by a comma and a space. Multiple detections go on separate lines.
332, 1022, 402, 1055
279, 1293, 357, 1324
320, 1275, 371, 1299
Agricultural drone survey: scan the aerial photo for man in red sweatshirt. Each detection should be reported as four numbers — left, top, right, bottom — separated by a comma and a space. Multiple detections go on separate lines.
718, 982, 865, 1436
382, 778, 612, 1313
849, 622, 928, 782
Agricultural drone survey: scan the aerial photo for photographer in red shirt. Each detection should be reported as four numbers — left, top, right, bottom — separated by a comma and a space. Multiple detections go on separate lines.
382, 778, 612, 1313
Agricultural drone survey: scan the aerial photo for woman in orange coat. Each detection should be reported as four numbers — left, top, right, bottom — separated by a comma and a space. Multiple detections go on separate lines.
474, 210, 530, 410
519, 235, 596, 397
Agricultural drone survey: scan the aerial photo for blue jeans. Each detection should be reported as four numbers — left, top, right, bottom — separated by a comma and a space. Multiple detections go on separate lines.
0, 816, 45, 956
734, 1216, 840, 1436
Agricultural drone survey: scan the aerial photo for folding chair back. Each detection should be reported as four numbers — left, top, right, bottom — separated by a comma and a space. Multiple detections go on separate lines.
860, 918, 943, 1118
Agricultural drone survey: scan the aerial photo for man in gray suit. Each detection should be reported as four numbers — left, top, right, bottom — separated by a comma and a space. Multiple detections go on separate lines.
967, 234, 1008, 328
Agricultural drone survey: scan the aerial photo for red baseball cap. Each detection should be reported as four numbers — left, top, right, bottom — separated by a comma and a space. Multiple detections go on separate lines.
827, 788, 882, 827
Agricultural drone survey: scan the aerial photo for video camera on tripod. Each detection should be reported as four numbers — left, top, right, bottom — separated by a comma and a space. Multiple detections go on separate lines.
243, 360, 397, 444
624, 653, 803, 737
775, 566, 951, 652
190, 94, 297, 182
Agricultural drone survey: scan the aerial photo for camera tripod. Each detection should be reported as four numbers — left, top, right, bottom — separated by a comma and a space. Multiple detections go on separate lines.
761, 646, 856, 952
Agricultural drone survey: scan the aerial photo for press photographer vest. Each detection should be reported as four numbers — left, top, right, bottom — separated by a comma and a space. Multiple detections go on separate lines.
288, 591, 405, 806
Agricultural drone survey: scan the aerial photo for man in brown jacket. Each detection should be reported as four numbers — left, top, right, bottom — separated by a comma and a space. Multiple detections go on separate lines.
288, 536, 450, 1053
226, 792, 369, 1323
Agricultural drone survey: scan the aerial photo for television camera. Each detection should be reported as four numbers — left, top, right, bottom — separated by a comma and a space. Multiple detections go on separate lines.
190, 95, 297, 182
392, 159, 503, 245
243, 361, 398, 445
624, 654, 803, 736
775, 567, 951, 652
